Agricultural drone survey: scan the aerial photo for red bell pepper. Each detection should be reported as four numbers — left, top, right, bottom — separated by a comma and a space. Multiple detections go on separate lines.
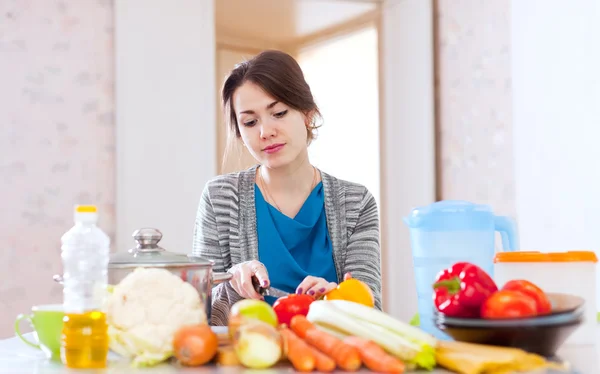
272, 294, 315, 326
432, 262, 498, 318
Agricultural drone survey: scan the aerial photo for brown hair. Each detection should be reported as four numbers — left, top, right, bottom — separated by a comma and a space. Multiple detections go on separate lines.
221, 50, 322, 143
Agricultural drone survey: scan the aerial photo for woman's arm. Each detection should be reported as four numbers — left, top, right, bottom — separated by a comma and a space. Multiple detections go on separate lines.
343, 188, 383, 310
192, 183, 240, 325
192, 184, 226, 269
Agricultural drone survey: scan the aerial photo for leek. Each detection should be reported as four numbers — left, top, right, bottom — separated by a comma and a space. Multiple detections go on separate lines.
307, 300, 437, 371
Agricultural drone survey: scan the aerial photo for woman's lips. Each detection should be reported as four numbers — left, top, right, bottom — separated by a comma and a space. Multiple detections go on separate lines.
263, 143, 285, 154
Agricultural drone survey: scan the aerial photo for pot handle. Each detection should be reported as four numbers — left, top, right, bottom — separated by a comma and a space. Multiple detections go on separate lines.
53, 274, 64, 285
213, 272, 232, 285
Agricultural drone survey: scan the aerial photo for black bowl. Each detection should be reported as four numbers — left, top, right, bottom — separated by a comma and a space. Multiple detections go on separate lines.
433, 293, 586, 357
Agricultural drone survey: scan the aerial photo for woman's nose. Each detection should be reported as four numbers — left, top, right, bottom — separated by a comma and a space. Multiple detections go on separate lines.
260, 122, 277, 139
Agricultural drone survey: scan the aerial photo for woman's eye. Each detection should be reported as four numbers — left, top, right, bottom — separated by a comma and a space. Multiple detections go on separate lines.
274, 110, 288, 118
243, 119, 257, 127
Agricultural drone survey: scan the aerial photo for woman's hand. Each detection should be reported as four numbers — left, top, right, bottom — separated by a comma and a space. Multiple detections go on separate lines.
296, 272, 352, 298
227, 260, 270, 300
296, 276, 336, 298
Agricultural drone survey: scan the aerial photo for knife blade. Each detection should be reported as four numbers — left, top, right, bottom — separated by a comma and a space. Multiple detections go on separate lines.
262, 287, 291, 298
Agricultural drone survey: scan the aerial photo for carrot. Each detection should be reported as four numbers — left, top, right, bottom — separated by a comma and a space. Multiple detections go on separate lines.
290, 315, 361, 371
344, 336, 405, 373
289, 314, 313, 339
308, 345, 336, 372
279, 327, 316, 372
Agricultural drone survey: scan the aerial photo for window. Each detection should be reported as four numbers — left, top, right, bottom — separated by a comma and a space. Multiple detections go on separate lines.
298, 26, 381, 205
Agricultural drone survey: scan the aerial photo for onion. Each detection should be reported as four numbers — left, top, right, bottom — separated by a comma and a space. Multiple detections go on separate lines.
232, 320, 282, 369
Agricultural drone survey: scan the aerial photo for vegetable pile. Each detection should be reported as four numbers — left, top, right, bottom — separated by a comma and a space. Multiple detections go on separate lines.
219, 278, 436, 373
432, 262, 552, 319
102, 267, 561, 373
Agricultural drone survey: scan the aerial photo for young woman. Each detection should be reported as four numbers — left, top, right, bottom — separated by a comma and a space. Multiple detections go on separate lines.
192, 50, 381, 326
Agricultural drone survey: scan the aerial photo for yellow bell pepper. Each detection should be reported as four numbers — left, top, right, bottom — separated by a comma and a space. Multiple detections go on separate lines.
323, 279, 374, 307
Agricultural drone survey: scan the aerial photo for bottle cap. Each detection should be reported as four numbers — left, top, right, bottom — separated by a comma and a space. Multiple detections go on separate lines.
74, 205, 98, 224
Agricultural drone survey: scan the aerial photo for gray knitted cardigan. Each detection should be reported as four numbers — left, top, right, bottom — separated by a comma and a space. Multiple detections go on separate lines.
192, 165, 382, 325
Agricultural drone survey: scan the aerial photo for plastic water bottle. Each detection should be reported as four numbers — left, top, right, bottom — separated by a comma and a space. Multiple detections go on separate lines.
60, 205, 110, 369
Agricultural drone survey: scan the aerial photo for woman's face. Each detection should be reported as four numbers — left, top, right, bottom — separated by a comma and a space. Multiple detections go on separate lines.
233, 81, 310, 170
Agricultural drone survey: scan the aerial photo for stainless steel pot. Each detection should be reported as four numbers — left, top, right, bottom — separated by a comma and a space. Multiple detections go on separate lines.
54, 227, 232, 322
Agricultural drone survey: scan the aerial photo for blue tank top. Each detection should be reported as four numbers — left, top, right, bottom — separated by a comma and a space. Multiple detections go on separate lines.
254, 182, 337, 305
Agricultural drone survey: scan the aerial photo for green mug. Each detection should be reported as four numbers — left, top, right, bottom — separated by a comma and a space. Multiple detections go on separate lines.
15, 304, 64, 361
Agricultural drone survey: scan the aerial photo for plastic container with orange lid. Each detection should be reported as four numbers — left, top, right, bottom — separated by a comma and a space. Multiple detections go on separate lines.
494, 251, 598, 345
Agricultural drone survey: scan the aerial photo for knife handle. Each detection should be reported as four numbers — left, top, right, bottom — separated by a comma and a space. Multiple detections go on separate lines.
251, 275, 267, 296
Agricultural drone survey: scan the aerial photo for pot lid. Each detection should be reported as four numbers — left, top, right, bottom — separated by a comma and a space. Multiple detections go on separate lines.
109, 228, 213, 267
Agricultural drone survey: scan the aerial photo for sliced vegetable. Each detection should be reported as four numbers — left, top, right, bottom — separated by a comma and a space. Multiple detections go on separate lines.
481, 290, 537, 319
279, 327, 316, 372
324, 278, 374, 307
344, 336, 405, 373
290, 315, 362, 371
433, 262, 498, 318
307, 300, 437, 371
173, 324, 218, 366
501, 280, 552, 315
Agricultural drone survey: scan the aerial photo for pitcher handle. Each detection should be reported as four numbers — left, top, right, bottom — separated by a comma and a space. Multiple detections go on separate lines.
494, 216, 519, 251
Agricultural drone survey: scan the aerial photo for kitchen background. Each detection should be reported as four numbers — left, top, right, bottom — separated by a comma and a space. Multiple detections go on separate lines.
1, 0, 599, 338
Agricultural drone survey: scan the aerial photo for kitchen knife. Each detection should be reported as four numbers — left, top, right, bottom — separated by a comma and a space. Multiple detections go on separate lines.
252, 276, 291, 298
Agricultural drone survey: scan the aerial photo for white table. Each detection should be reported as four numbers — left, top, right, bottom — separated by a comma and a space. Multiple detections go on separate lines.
0, 328, 598, 373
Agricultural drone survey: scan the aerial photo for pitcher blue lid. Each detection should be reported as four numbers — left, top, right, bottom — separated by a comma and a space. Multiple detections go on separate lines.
404, 200, 493, 231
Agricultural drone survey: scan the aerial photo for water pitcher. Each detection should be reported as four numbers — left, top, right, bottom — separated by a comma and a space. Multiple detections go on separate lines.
404, 200, 518, 339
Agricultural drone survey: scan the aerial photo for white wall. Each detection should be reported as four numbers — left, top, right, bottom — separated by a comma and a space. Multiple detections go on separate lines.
114, 0, 216, 254
380, 0, 436, 320
0, 0, 116, 338
511, 0, 600, 252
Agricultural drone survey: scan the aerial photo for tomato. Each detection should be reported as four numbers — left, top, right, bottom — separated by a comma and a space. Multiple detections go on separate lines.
481, 290, 538, 319
501, 280, 552, 315
323, 278, 375, 307
272, 294, 314, 326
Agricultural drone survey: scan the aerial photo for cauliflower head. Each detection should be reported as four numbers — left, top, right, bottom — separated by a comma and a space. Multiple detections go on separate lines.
105, 267, 207, 367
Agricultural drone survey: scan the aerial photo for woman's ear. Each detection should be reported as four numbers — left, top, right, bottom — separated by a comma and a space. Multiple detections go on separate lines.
304, 109, 316, 127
